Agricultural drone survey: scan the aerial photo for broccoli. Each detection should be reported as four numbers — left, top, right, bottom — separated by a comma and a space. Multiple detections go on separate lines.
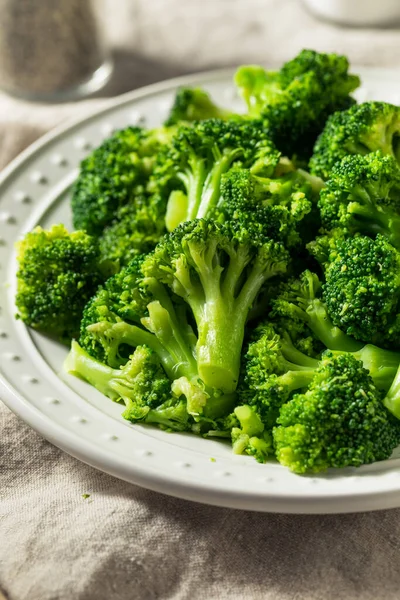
273, 353, 400, 473
219, 164, 323, 248
235, 49, 360, 159
319, 234, 400, 348
310, 102, 400, 180
318, 152, 400, 248
238, 322, 321, 432
142, 219, 289, 393
164, 87, 234, 126
65, 341, 194, 431
98, 194, 166, 267
71, 125, 174, 235
78, 217, 287, 418
15, 225, 113, 342
271, 269, 400, 390
155, 118, 278, 231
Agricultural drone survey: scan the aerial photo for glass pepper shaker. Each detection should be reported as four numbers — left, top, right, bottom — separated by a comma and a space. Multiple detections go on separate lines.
0, 0, 112, 101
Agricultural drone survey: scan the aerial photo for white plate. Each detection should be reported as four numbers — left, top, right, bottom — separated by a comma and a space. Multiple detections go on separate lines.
2, 68, 400, 514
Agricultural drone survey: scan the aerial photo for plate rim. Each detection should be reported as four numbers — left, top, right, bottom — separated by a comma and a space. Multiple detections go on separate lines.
3, 66, 400, 514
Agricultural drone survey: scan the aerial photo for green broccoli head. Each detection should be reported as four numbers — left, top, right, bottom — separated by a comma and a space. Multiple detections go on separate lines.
143, 218, 289, 392
273, 352, 400, 474
164, 87, 234, 126
310, 102, 400, 180
71, 126, 174, 235
235, 49, 360, 159
321, 234, 400, 348
219, 164, 319, 248
98, 193, 167, 267
79, 255, 151, 364
16, 225, 111, 342
318, 151, 400, 248
238, 322, 320, 430
155, 118, 278, 231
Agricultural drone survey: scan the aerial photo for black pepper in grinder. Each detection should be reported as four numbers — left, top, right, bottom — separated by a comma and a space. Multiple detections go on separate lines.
0, 0, 112, 101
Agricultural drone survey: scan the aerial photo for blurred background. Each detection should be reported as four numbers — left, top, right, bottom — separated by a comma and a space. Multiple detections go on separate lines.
1, 0, 400, 168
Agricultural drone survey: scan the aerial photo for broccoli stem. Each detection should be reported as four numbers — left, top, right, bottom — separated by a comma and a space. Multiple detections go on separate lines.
65, 340, 131, 402
196, 149, 243, 218
384, 362, 400, 419
306, 299, 363, 352
141, 301, 198, 381
331, 344, 400, 392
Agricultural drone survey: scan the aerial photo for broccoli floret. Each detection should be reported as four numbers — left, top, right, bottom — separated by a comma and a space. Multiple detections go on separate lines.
71, 126, 174, 235
143, 218, 289, 393
98, 194, 166, 267
219, 164, 322, 248
164, 87, 234, 126
272, 269, 400, 390
231, 405, 273, 463
16, 225, 112, 342
310, 102, 400, 180
320, 234, 400, 348
238, 322, 321, 431
235, 49, 360, 159
66, 341, 192, 431
155, 118, 278, 231
273, 353, 400, 473
318, 152, 400, 248
272, 270, 362, 351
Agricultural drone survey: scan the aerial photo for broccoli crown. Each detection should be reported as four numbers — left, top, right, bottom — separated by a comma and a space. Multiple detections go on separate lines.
235, 49, 360, 159
238, 322, 319, 429
71, 126, 173, 235
155, 118, 277, 231
318, 151, 400, 248
273, 353, 400, 473
98, 194, 166, 267
322, 234, 400, 347
310, 102, 400, 180
219, 164, 319, 248
16, 225, 108, 342
143, 218, 289, 392
164, 87, 233, 126
79, 255, 151, 363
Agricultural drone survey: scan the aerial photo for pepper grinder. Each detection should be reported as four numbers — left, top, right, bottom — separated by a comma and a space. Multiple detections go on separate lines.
0, 0, 112, 101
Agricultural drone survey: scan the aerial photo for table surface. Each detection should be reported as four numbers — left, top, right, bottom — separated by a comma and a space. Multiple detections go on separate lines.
2, 2, 400, 599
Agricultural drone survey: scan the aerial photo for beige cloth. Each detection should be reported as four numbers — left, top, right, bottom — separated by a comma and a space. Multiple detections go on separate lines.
2, 1, 400, 598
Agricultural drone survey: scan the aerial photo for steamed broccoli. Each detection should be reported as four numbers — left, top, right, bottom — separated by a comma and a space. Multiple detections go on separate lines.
15, 225, 113, 342
319, 234, 400, 348
271, 270, 400, 391
98, 194, 166, 267
164, 87, 234, 126
66, 342, 192, 431
238, 322, 321, 431
318, 152, 400, 247
219, 164, 323, 248
273, 353, 400, 473
155, 118, 277, 231
235, 49, 360, 158
71, 126, 174, 235
143, 219, 289, 392
310, 102, 400, 180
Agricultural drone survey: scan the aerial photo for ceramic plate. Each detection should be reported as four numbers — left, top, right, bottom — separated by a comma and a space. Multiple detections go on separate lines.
2, 68, 400, 514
